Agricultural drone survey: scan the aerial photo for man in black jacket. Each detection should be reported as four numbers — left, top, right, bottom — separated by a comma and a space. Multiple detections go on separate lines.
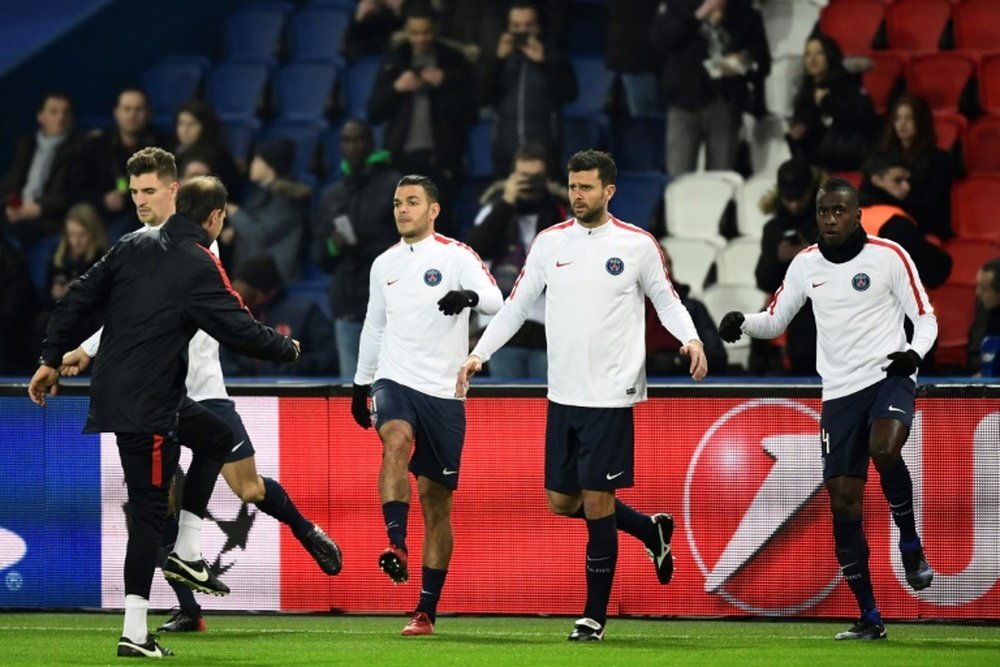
29, 176, 299, 658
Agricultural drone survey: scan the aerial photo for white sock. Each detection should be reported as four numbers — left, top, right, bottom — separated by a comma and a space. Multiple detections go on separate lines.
174, 510, 202, 561
123, 595, 148, 643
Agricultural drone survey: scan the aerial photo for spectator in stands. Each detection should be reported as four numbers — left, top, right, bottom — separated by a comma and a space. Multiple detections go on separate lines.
475, 1, 578, 177
968, 257, 1000, 375
343, 0, 406, 62
607, 0, 661, 118
753, 157, 823, 376
44, 203, 107, 306
787, 35, 876, 173
76, 87, 168, 241
859, 152, 952, 290
651, 0, 770, 177
465, 143, 568, 379
180, 158, 212, 184
647, 246, 726, 375
221, 138, 310, 284
367, 2, 477, 237
0, 234, 39, 375
172, 100, 241, 198
314, 120, 401, 378
878, 94, 958, 241
1, 92, 84, 245
222, 255, 337, 377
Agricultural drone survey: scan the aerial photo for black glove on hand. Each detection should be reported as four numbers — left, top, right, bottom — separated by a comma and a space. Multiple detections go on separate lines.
885, 350, 922, 377
719, 311, 745, 343
437, 289, 479, 315
351, 383, 372, 429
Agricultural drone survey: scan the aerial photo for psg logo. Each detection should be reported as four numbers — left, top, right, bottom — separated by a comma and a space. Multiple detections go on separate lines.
605, 257, 624, 276
852, 273, 871, 291
424, 268, 442, 286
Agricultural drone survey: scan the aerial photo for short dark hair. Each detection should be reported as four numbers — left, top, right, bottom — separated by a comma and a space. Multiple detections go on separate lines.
397, 174, 439, 203
176, 176, 228, 224
126, 147, 177, 182
817, 176, 859, 207
983, 258, 1000, 290
863, 151, 909, 181
117, 86, 149, 106
566, 150, 617, 186
403, 0, 438, 22
39, 91, 72, 112
513, 143, 551, 169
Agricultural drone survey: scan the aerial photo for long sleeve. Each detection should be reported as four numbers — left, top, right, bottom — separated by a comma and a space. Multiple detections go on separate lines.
40, 246, 116, 365
890, 245, 937, 359
743, 254, 808, 340
354, 262, 386, 384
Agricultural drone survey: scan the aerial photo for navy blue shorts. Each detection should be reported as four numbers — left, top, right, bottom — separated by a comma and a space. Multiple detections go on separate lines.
545, 401, 634, 493
819, 376, 916, 481
199, 398, 255, 463
371, 379, 466, 490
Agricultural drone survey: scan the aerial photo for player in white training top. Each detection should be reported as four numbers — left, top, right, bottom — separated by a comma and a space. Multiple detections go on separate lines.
457, 150, 708, 642
350, 174, 502, 637
718, 176, 938, 642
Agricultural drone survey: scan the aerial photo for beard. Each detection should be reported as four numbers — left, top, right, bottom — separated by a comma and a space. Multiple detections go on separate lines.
575, 204, 603, 225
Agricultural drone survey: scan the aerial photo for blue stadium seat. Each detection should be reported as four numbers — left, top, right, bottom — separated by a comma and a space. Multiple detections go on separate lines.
342, 55, 382, 120
289, 6, 350, 65
257, 120, 322, 175
223, 4, 290, 65
561, 116, 608, 169
25, 235, 60, 298
564, 55, 615, 118
221, 118, 262, 167
466, 118, 494, 179
322, 123, 345, 179
274, 63, 337, 125
611, 115, 666, 172
286, 276, 332, 319
141, 60, 203, 131
566, 1, 608, 54
610, 170, 670, 230
206, 62, 270, 122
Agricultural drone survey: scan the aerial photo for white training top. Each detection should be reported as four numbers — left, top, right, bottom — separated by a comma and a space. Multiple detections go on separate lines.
742, 236, 938, 401
471, 216, 700, 408
354, 233, 503, 399
80, 234, 229, 402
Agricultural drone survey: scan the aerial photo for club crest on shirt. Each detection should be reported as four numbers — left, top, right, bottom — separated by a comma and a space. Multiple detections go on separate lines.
424, 268, 442, 286
606, 257, 624, 276
852, 272, 871, 291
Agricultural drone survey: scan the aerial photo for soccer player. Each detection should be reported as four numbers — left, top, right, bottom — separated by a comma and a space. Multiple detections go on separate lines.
60, 148, 342, 634
456, 150, 708, 641
30, 175, 300, 658
718, 177, 937, 641
350, 174, 502, 636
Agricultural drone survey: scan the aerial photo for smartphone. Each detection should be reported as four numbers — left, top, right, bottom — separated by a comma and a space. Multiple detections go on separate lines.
512, 32, 530, 48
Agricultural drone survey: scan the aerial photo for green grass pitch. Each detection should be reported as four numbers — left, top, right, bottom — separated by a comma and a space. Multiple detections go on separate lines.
1, 613, 998, 666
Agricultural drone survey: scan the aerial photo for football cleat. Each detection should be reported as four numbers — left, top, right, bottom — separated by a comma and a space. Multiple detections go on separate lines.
156, 608, 206, 633
379, 544, 409, 584
835, 612, 887, 640
401, 611, 434, 636
162, 552, 230, 596
645, 513, 675, 585
116, 634, 174, 657
901, 545, 934, 591
568, 617, 604, 641
297, 524, 342, 576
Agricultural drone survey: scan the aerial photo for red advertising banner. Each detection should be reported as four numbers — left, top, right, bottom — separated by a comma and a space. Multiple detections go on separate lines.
276, 395, 1000, 620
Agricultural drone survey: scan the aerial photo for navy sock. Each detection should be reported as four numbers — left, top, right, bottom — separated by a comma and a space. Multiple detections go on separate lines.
382, 501, 409, 552
614, 500, 656, 549
833, 518, 877, 614
161, 512, 179, 550
257, 477, 312, 537
415, 567, 447, 623
168, 578, 201, 613
877, 458, 918, 543
583, 515, 618, 627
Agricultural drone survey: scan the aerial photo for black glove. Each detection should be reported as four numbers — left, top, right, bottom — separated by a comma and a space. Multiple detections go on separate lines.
719, 311, 745, 343
885, 350, 922, 377
351, 383, 372, 429
437, 289, 479, 315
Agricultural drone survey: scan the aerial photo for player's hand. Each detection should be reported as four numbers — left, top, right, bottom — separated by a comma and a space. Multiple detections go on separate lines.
351, 383, 372, 429
884, 349, 921, 377
718, 311, 745, 343
456, 355, 483, 398
59, 346, 92, 376
680, 339, 708, 381
437, 290, 479, 316
28, 365, 60, 406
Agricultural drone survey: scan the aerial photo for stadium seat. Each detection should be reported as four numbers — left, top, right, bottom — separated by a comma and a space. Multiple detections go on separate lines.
927, 283, 976, 369
953, 0, 1000, 64
321, 122, 345, 180
24, 235, 60, 298
274, 62, 337, 125
611, 115, 665, 172
206, 62, 270, 122
141, 60, 203, 132
965, 116, 1000, 175
885, 0, 952, 56
862, 53, 905, 116
288, 6, 350, 65
223, 4, 290, 65
286, 276, 332, 319
933, 112, 967, 152
257, 120, 321, 176
221, 118, 261, 168
701, 283, 770, 368
978, 54, 1000, 115
764, 55, 800, 119
716, 238, 762, 286
951, 174, 1000, 241
665, 172, 741, 247
660, 237, 718, 297
904, 53, 975, 114
819, 0, 885, 57
762, 0, 822, 59
943, 238, 1000, 286
564, 56, 615, 118
465, 118, 494, 179
747, 114, 792, 176
737, 173, 775, 240
343, 55, 382, 120
566, 1, 607, 55
610, 171, 670, 231
829, 170, 862, 189
561, 116, 608, 170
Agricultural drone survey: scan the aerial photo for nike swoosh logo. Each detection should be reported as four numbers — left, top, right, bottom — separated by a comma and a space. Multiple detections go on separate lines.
119, 640, 165, 657
442, 468, 458, 475
812, 281, 826, 288
556, 261, 573, 268
168, 556, 209, 582
888, 405, 906, 413
387, 279, 399, 286
230, 440, 245, 453
586, 555, 612, 562
655, 546, 671, 567
888, 500, 910, 509
606, 471, 624, 480
840, 561, 858, 571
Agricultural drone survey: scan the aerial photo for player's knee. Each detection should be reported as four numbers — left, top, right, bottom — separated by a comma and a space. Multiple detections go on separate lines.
869, 445, 899, 471
829, 493, 861, 519
547, 496, 577, 516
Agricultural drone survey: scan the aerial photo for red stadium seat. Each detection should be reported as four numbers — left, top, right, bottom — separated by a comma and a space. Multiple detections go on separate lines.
886, 0, 952, 56
863, 53, 904, 116
933, 111, 967, 151
928, 284, 977, 369
829, 171, 862, 189
953, 0, 1000, 63
905, 53, 975, 114
819, 0, 885, 56
965, 116, 1000, 174
978, 54, 1000, 115
943, 239, 1000, 286
952, 174, 1000, 241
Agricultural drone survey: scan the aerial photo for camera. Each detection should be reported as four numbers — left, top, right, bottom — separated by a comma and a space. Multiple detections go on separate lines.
523, 173, 547, 194
512, 32, 530, 48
